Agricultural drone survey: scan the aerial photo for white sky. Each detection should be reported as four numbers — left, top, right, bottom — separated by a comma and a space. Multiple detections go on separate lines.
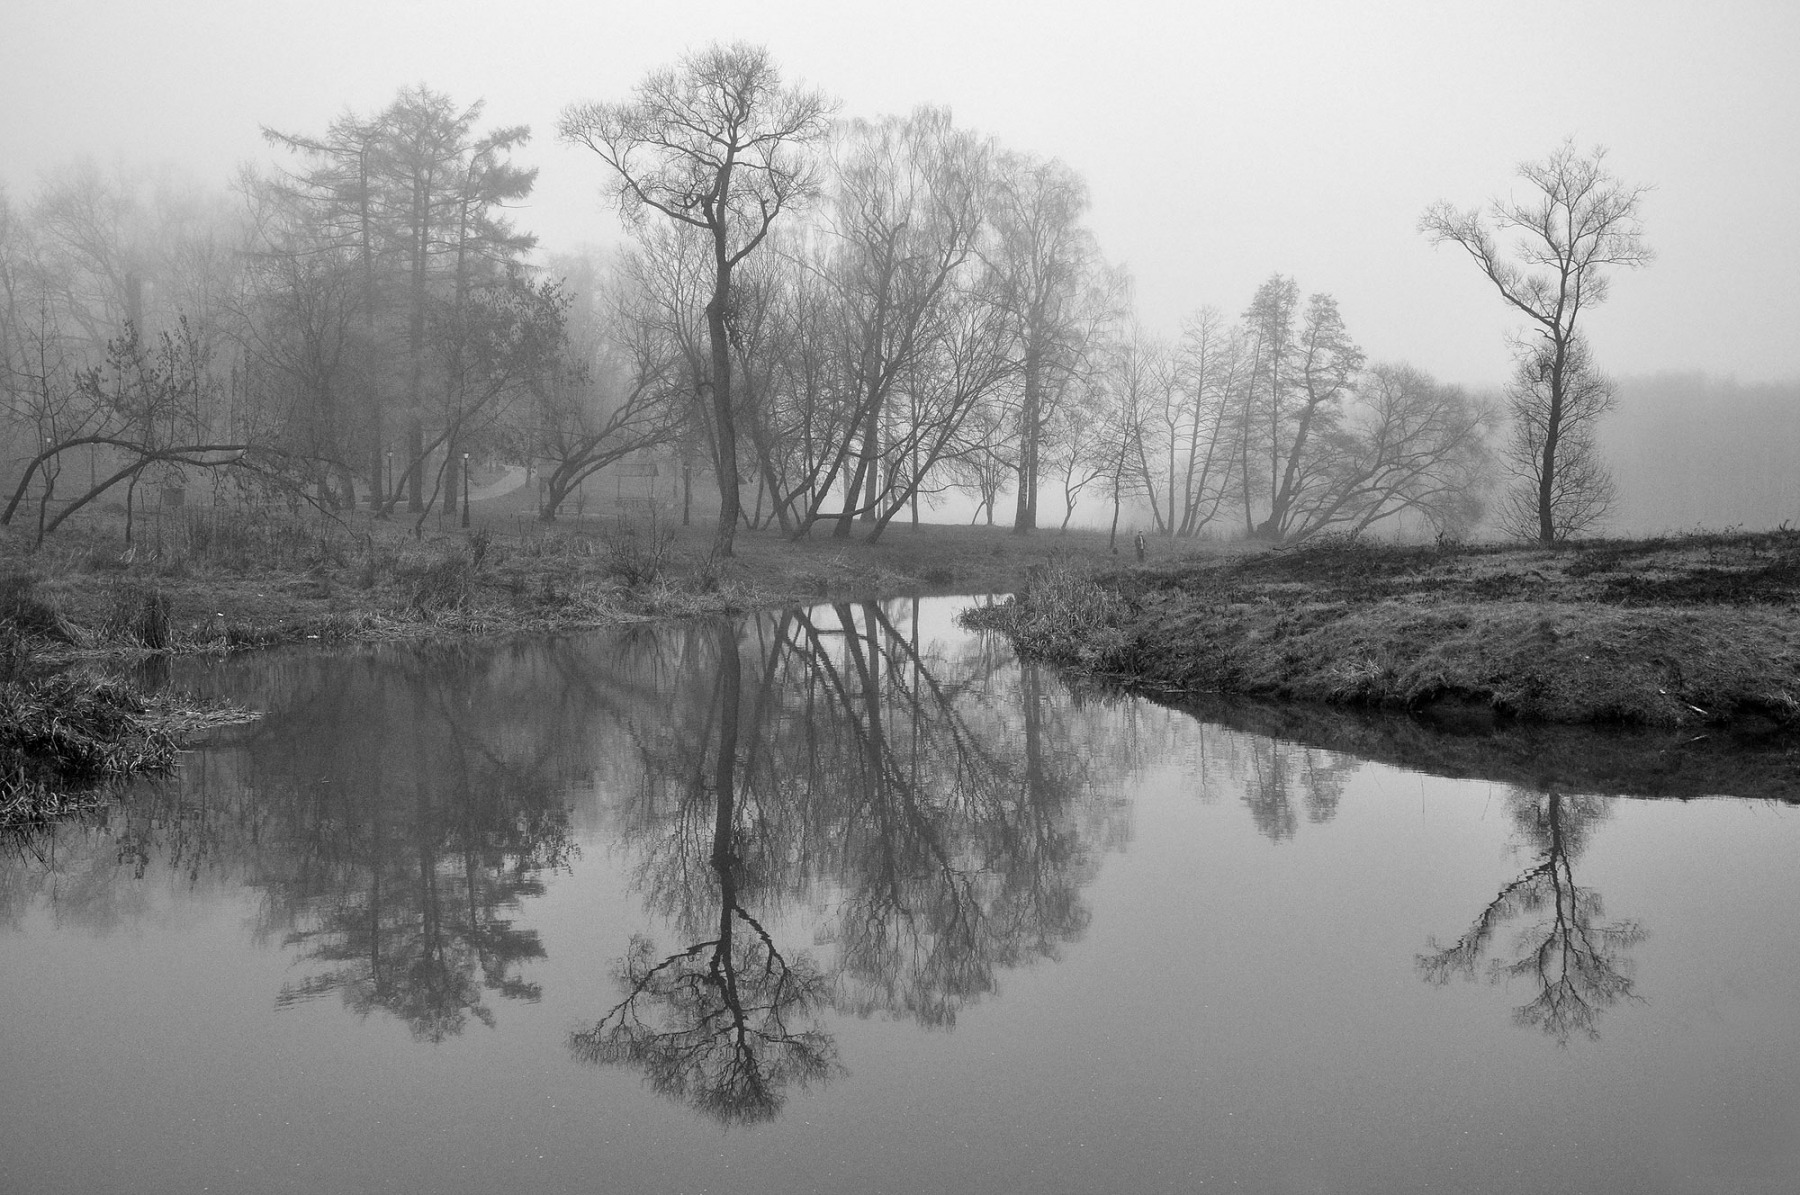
4, 0, 1797, 388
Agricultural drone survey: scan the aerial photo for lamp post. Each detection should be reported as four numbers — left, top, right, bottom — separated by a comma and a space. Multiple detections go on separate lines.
384, 450, 393, 503
461, 452, 471, 529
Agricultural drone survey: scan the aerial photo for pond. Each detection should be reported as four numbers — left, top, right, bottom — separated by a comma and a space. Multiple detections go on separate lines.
2, 598, 1797, 1194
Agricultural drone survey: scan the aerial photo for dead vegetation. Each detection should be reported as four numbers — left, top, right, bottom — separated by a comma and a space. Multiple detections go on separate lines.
1, 509, 1141, 666
966, 529, 1800, 735
1, 510, 1144, 825
0, 673, 256, 831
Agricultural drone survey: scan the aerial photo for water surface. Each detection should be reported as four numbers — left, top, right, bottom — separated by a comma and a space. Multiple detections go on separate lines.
3, 599, 1797, 1193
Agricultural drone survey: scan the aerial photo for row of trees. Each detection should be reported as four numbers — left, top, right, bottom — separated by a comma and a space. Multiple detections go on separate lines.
1, 45, 1649, 548
558, 45, 1505, 553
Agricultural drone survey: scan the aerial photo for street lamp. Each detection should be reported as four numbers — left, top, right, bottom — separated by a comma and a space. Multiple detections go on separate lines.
385, 450, 393, 500
461, 452, 471, 529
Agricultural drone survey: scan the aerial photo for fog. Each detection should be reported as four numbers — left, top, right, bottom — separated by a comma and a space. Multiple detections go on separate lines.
1605, 374, 1800, 534
2, 0, 1796, 536
5, 0, 1797, 386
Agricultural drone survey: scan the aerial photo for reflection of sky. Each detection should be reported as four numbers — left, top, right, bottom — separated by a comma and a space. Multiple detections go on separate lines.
2, 614, 1799, 1192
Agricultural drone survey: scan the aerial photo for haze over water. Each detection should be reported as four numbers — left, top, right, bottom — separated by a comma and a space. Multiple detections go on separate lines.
2, 599, 1796, 1193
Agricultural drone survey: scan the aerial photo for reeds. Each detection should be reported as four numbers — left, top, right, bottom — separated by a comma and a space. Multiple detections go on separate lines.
0, 674, 177, 829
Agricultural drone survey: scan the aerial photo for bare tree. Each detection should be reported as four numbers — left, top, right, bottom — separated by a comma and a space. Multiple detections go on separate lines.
1167, 307, 1244, 538
1095, 324, 1166, 545
528, 254, 688, 521
1421, 141, 1650, 542
1254, 292, 1363, 541
559, 43, 835, 557
983, 152, 1103, 534
799, 108, 993, 539
1, 320, 262, 545
1237, 273, 1300, 536
1497, 333, 1615, 539
1283, 362, 1496, 541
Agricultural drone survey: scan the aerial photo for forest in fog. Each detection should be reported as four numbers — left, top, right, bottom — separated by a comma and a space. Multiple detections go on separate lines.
0, 47, 1789, 546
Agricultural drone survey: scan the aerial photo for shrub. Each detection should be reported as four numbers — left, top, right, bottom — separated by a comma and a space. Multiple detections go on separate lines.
402, 555, 473, 614
604, 526, 675, 587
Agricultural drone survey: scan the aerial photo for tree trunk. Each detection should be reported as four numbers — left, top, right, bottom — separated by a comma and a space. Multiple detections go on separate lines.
1013, 350, 1040, 533
1537, 341, 1568, 542
706, 286, 739, 556
860, 407, 879, 523
443, 432, 459, 517
408, 420, 425, 512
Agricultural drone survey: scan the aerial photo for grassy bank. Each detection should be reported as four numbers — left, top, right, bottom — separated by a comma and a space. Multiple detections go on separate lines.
1, 511, 1139, 663
1, 508, 1138, 824
964, 530, 1800, 733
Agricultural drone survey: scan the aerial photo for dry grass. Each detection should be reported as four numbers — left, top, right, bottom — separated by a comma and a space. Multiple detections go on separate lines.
967, 531, 1800, 732
1, 510, 1161, 664
2, 509, 1161, 826
2, 675, 170, 828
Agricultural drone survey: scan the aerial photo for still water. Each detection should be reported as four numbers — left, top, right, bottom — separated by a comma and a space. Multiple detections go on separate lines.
2, 598, 1797, 1194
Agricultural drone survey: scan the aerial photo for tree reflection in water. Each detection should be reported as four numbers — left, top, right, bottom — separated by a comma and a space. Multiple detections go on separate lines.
4, 598, 1659, 1120
0, 642, 582, 1043
243, 646, 579, 1042
570, 624, 837, 1124
1418, 790, 1645, 1044
1237, 738, 1357, 842
570, 602, 1109, 1122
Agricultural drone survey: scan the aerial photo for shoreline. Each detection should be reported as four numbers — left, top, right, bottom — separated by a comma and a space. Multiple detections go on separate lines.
7, 520, 1799, 825
960, 531, 1800, 735
1, 517, 1133, 829
4, 517, 1129, 669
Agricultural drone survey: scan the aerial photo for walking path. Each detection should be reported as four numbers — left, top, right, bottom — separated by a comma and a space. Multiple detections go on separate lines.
466, 464, 529, 503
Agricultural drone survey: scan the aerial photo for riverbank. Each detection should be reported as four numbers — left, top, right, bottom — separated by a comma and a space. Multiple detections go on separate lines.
0, 512, 1145, 824
9, 515, 1799, 824
963, 530, 1800, 734
1, 514, 1143, 665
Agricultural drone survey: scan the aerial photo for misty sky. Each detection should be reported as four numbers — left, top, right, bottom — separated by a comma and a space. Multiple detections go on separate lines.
5, 0, 1796, 390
